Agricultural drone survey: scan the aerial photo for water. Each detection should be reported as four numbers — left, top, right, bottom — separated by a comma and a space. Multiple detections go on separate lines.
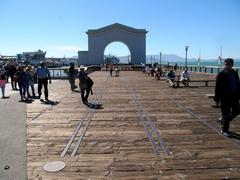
167, 60, 240, 68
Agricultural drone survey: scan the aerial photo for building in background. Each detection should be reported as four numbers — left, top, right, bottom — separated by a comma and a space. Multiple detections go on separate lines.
17, 50, 46, 66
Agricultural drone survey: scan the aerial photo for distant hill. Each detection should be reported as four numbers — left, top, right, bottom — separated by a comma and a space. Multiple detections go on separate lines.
119, 54, 199, 64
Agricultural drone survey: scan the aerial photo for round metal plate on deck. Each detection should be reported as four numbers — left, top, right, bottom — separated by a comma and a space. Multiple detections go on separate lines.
43, 161, 65, 172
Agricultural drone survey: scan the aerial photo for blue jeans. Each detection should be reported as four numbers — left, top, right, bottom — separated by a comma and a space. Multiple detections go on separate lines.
18, 83, 29, 99
1, 86, 5, 97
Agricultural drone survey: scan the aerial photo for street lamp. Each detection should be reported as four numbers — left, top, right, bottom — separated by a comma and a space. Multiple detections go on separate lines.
159, 52, 162, 67
185, 46, 189, 69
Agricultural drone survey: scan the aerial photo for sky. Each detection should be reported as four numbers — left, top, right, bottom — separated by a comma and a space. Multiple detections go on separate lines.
0, 0, 240, 59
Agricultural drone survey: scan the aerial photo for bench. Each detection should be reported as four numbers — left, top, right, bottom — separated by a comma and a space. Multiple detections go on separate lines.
174, 75, 216, 87
175, 79, 216, 87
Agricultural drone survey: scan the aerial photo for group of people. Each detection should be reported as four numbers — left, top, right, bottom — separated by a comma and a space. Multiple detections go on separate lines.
142, 64, 190, 87
166, 68, 190, 87
0, 61, 51, 102
68, 63, 94, 105
143, 59, 240, 137
142, 64, 163, 79
1, 59, 240, 137
106, 63, 121, 77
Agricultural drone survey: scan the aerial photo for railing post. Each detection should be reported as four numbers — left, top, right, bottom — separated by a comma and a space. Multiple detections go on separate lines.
211, 68, 213, 74
205, 67, 207, 73
199, 67, 201, 72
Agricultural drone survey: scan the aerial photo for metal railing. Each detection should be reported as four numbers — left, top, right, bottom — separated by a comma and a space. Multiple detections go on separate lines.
49, 65, 142, 79
176, 65, 240, 76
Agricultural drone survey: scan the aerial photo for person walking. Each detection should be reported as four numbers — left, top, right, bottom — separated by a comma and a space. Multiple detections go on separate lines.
8, 63, 17, 90
26, 65, 35, 97
14, 66, 25, 101
78, 65, 91, 104
68, 62, 77, 91
214, 58, 240, 137
36, 61, 51, 101
0, 73, 7, 98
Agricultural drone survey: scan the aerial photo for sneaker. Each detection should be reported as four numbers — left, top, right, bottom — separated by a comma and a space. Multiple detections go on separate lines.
221, 130, 231, 137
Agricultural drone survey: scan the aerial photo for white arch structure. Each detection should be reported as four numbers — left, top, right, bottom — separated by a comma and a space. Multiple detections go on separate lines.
78, 23, 147, 65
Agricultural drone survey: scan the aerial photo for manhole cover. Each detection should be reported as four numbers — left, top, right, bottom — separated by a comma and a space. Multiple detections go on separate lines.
43, 161, 65, 172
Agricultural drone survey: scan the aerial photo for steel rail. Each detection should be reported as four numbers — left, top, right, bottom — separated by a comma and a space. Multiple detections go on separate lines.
170, 96, 240, 149
123, 78, 170, 156
61, 75, 110, 157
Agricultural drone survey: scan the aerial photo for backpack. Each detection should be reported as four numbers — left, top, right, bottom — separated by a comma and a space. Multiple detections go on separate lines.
87, 77, 94, 88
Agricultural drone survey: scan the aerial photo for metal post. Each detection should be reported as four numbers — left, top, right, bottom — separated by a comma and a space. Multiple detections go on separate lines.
185, 46, 189, 69
160, 52, 162, 67
151, 56, 152, 66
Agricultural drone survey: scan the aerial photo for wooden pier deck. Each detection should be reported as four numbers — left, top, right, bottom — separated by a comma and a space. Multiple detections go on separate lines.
26, 71, 240, 179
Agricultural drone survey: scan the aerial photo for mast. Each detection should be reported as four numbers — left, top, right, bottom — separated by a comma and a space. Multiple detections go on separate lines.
198, 51, 201, 66
218, 46, 222, 66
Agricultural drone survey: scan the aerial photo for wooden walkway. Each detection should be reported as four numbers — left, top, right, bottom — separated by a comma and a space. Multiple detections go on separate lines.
27, 71, 240, 179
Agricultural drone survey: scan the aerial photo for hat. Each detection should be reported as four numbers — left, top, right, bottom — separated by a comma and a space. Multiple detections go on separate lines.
79, 65, 87, 71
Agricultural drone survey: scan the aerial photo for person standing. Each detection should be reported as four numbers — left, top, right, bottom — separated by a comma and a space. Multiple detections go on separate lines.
109, 63, 113, 77
68, 62, 77, 91
3, 62, 9, 83
78, 65, 90, 104
36, 61, 51, 101
0, 73, 7, 98
214, 58, 240, 137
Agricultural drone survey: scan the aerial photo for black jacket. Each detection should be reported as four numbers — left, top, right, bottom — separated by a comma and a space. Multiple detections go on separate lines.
215, 69, 240, 105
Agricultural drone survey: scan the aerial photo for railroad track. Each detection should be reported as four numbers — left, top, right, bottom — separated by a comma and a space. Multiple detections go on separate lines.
122, 77, 170, 156
60, 75, 110, 157
170, 96, 240, 149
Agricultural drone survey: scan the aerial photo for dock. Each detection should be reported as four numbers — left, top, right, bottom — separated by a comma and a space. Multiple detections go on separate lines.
26, 71, 240, 179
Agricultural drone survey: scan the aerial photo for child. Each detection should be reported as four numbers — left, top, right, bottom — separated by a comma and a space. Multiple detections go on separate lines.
0, 73, 6, 98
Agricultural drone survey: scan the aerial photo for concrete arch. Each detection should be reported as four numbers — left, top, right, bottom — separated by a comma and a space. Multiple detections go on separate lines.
78, 23, 147, 65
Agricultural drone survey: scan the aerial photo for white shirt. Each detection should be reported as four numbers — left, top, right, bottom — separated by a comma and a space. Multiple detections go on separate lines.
180, 71, 190, 81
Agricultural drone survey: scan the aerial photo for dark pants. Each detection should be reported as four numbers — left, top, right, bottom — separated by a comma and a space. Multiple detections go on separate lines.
38, 78, 48, 99
10, 75, 17, 89
69, 76, 76, 91
221, 100, 240, 132
81, 88, 90, 103
110, 69, 113, 77
18, 82, 24, 100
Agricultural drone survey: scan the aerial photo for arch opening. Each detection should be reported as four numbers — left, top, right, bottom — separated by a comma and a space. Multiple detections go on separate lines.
103, 41, 131, 64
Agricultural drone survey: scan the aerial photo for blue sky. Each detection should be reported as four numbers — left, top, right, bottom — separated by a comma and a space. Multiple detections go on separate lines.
0, 0, 240, 59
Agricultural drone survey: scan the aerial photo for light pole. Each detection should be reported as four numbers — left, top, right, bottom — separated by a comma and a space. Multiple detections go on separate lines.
159, 52, 162, 67
185, 46, 189, 69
